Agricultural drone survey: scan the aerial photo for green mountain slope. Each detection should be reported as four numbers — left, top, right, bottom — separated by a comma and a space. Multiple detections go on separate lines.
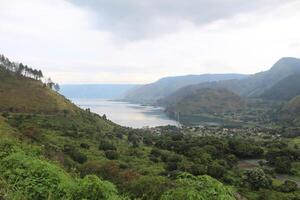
164, 88, 245, 125
260, 74, 300, 101
123, 74, 246, 104
280, 96, 300, 124
235, 57, 300, 97
0, 67, 78, 114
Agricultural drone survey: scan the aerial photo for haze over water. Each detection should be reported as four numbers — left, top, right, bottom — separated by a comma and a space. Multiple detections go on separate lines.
72, 98, 178, 128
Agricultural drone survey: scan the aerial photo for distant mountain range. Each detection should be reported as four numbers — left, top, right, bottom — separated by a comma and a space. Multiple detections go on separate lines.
60, 84, 138, 99
122, 57, 300, 125
123, 74, 247, 104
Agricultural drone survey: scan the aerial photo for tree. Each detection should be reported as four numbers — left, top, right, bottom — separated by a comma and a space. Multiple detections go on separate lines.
17, 63, 25, 75
244, 168, 272, 190
46, 78, 55, 89
207, 161, 226, 179
54, 83, 60, 92
273, 156, 291, 174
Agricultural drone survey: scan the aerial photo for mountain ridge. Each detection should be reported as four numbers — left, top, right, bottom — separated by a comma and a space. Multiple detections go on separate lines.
123, 73, 247, 104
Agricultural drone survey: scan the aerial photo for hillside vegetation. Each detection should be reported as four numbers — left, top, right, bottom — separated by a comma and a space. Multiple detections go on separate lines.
0, 55, 299, 200
281, 96, 300, 124
261, 74, 300, 101
166, 88, 245, 115
0, 55, 238, 199
0, 67, 78, 114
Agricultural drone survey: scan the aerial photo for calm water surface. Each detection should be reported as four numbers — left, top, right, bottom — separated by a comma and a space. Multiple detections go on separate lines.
72, 98, 178, 128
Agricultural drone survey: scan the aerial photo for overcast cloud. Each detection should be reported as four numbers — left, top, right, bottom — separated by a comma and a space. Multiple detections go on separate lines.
69, 0, 287, 40
0, 0, 300, 83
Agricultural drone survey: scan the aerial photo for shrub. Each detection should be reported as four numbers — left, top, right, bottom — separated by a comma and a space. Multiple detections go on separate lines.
207, 162, 226, 179
99, 140, 116, 151
97, 161, 120, 182
80, 143, 90, 149
63, 145, 87, 164
0, 152, 72, 200
0, 142, 124, 200
72, 175, 122, 200
277, 180, 298, 193
127, 176, 172, 200
1, 112, 9, 118
79, 160, 102, 177
160, 173, 235, 200
19, 123, 41, 140
105, 150, 119, 160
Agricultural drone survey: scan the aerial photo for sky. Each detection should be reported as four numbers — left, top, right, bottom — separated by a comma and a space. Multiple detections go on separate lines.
0, 0, 300, 84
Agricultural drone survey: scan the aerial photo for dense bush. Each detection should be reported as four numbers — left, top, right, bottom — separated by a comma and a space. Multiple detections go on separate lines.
105, 150, 119, 160
99, 140, 117, 151
127, 176, 172, 200
80, 143, 90, 149
72, 175, 123, 200
229, 139, 264, 159
0, 151, 72, 199
0, 141, 124, 200
160, 173, 235, 200
79, 160, 103, 177
277, 180, 298, 193
63, 145, 87, 164
244, 168, 272, 190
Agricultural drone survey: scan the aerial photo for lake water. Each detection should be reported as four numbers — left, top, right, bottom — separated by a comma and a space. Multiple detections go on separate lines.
71, 98, 178, 128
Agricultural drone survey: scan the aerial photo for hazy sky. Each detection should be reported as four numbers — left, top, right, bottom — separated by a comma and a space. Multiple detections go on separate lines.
1, 0, 300, 84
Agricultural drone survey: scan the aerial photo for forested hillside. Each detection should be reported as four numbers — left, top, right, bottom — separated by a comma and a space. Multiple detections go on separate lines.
123, 74, 246, 104
261, 74, 300, 101
165, 87, 245, 119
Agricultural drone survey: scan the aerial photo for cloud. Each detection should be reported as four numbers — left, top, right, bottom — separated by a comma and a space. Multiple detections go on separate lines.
68, 0, 290, 40
0, 0, 300, 84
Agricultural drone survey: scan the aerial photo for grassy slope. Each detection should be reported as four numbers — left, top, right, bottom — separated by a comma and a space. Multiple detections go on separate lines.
0, 68, 78, 114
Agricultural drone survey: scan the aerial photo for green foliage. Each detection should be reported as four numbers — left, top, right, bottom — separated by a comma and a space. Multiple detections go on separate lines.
127, 176, 172, 200
105, 150, 119, 160
63, 145, 87, 164
229, 139, 264, 159
72, 175, 122, 200
160, 173, 235, 200
99, 140, 117, 151
277, 180, 298, 193
0, 151, 73, 199
0, 139, 124, 200
79, 160, 103, 177
273, 156, 292, 173
244, 168, 272, 190
207, 161, 226, 179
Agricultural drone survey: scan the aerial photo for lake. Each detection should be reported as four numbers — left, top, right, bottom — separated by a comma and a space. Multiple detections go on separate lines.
71, 98, 178, 128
